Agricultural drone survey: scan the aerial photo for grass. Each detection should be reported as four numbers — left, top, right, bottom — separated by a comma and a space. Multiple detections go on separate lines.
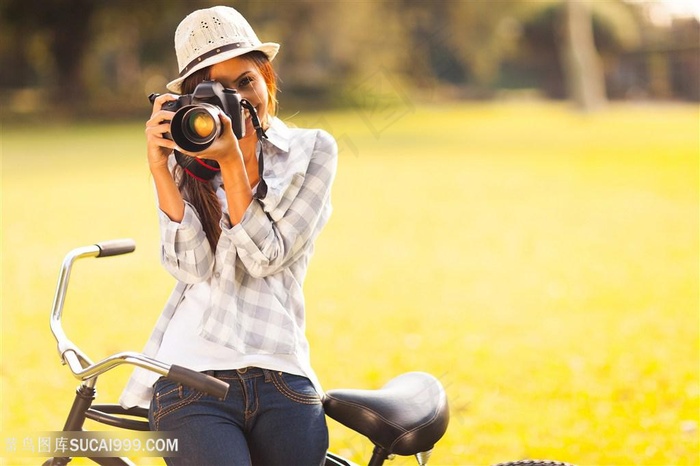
1, 101, 698, 465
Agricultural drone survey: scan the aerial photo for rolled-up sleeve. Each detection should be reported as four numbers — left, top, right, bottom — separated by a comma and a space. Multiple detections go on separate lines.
221, 130, 337, 278
159, 201, 214, 283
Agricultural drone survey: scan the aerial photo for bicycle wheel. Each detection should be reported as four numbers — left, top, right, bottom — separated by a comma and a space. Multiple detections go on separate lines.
325, 451, 359, 466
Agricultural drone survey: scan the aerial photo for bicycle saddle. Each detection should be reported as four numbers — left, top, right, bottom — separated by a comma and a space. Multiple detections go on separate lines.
323, 371, 449, 456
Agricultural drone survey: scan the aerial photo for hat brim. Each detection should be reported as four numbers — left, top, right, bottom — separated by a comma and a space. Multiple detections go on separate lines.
166, 42, 279, 93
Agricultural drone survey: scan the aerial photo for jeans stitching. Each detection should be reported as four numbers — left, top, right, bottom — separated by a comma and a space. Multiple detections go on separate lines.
153, 385, 205, 430
155, 386, 180, 412
249, 376, 259, 419
270, 372, 321, 405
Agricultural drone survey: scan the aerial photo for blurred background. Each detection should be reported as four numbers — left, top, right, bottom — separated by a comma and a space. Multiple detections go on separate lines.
1, 1, 699, 465
0, 0, 698, 118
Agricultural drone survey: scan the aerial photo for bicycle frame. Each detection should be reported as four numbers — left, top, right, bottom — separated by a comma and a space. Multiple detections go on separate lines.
45, 240, 229, 466
43, 240, 450, 466
42, 240, 575, 466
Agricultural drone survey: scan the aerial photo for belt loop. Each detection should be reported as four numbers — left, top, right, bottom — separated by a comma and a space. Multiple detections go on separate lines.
263, 369, 273, 382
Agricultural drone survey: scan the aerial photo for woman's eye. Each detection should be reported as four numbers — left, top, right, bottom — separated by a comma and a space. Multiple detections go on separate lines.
238, 76, 253, 88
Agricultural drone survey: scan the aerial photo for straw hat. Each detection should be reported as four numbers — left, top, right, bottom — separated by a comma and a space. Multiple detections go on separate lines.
166, 6, 279, 93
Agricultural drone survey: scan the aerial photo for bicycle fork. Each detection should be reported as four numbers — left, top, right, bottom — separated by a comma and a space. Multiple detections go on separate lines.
45, 379, 135, 466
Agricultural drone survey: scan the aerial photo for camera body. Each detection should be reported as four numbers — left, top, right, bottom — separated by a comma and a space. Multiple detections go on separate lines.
154, 80, 245, 152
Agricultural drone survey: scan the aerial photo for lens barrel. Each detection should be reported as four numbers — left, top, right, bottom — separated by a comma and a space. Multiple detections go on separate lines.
170, 103, 221, 152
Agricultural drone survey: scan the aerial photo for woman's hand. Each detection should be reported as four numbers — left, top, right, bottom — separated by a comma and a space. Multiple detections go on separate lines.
180, 109, 255, 224
145, 94, 179, 171
145, 94, 186, 223
179, 110, 245, 166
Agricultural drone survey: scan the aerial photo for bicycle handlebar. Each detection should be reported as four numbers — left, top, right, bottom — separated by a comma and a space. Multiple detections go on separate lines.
168, 365, 229, 399
95, 238, 137, 257
50, 240, 230, 400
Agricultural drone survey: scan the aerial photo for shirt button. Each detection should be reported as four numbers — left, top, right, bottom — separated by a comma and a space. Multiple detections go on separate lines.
214, 272, 221, 278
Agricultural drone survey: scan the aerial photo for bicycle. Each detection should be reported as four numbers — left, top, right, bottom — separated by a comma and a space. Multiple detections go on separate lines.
43, 240, 575, 466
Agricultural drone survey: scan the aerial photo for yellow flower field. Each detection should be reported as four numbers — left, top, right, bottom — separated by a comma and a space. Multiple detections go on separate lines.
2, 101, 698, 465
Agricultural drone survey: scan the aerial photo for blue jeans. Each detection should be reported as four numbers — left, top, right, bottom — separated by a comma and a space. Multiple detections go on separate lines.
149, 367, 328, 465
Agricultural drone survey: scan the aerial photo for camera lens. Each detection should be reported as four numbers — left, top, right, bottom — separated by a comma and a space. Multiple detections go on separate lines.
185, 109, 217, 140
170, 104, 221, 152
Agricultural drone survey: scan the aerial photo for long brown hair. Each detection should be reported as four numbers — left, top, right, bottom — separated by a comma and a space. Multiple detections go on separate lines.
174, 51, 278, 251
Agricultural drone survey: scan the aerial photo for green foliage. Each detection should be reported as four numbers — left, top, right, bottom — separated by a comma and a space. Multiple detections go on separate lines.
1, 0, 697, 117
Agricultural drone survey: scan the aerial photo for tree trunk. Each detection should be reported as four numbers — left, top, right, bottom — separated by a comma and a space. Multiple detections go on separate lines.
559, 0, 607, 112
48, 0, 94, 108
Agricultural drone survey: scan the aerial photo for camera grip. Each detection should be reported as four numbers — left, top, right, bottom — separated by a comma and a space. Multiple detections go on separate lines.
148, 93, 181, 112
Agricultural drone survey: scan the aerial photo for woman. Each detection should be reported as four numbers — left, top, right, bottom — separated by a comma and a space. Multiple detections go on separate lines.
119, 6, 337, 465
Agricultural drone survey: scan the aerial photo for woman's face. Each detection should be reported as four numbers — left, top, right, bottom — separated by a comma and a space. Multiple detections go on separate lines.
210, 56, 269, 140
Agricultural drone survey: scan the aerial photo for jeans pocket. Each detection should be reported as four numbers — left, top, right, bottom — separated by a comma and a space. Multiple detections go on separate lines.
270, 371, 322, 405
150, 378, 203, 430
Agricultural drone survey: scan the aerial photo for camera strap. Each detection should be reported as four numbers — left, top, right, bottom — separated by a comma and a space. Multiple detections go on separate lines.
241, 99, 268, 200
174, 150, 221, 182
254, 137, 268, 200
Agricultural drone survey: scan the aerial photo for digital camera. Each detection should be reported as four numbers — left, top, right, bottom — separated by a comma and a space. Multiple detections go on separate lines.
151, 80, 245, 152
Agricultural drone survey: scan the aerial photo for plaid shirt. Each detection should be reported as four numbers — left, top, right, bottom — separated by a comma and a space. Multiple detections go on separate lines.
120, 118, 337, 408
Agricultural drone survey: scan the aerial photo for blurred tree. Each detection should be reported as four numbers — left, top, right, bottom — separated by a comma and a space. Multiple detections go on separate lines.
0, 0, 693, 118
1, 0, 95, 105
84, 0, 199, 113
395, 0, 528, 96
386, 0, 639, 109
444, 1, 526, 93
560, 0, 606, 111
248, 1, 408, 108
516, 0, 641, 106
669, 17, 700, 100
0, 0, 214, 115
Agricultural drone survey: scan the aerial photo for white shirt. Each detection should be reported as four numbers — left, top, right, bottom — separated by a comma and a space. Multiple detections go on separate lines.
119, 118, 337, 408
155, 280, 315, 382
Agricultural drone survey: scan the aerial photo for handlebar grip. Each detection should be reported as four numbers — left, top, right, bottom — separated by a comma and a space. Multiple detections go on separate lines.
168, 365, 230, 399
95, 239, 136, 257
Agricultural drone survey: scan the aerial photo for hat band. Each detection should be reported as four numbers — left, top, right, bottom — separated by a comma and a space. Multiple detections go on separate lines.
180, 42, 254, 77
